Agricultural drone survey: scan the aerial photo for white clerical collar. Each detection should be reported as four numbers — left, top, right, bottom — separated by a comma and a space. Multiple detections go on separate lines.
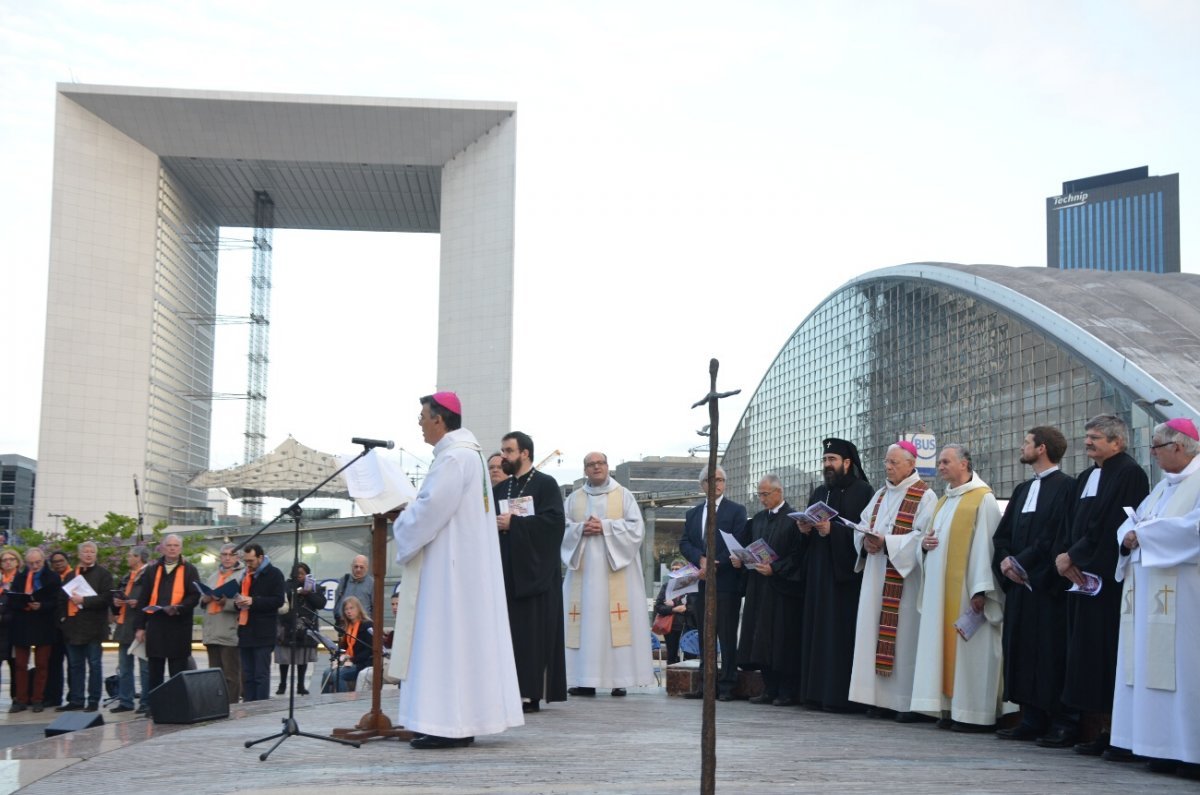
582, 477, 619, 495
1163, 454, 1200, 485
434, 428, 481, 456
767, 503, 783, 515
1081, 467, 1102, 498
944, 472, 987, 499
1036, 465, 1060, 479
887, 471, 920, 492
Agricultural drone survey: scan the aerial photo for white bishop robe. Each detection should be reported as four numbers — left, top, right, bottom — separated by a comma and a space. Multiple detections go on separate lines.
909, 472, 1012, 725
390, 428, 524, 738
561, 477, 655, 689
847, 471, 938, 712
1112, 454, 1200, 764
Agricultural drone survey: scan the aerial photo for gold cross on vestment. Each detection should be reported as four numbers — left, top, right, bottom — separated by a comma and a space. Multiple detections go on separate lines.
610, 603, 627, 622
1154, 584, 1175, 615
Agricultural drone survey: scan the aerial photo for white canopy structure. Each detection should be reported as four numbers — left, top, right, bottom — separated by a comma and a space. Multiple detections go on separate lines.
190, 437, 349, 500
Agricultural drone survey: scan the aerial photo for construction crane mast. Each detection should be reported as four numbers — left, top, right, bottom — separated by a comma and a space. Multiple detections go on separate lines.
242, 191, 274, 521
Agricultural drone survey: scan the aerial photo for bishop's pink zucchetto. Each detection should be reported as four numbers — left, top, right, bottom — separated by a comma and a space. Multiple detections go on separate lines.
1164, 417, 1199, 441
432, 390, 462, 415
895, 440, 919, 458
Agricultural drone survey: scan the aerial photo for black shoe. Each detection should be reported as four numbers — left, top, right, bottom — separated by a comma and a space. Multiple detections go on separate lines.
84, 703, 99, 712
276, 684, 287, 695
1145, 758, 1178, 774
8, 703, 27, 714
936, 717, 953, 730
297, 687, 309, 695
682, 690, 704, 699
1035, 727, 1079, 748
996, 725, 1042, 741
610, 688, 626, 697
522, 700, 540, 713
1074, 732, 1110, 756
748, 694, 774, 705
772, 697, 797, 707
110, 705, 134, 714
409, 734, 474, 749
135, 704, 148, 714
56, 703, 83, 712
894, 711, 921, 723
567, 687, 596, 696
1102, 746, 1138, 762
951, 721, 996, 734
717, 693, 734, 702
31, 703, 43, 713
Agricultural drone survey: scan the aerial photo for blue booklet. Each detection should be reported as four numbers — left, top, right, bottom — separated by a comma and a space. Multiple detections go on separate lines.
193, 579, 240, 599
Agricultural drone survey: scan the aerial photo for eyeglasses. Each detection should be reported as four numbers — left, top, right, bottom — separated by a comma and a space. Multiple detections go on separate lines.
1150, 441, 1178, 451
1084, 433, 1109, 442
755, 490, 778, 497
584, 461, 607, 468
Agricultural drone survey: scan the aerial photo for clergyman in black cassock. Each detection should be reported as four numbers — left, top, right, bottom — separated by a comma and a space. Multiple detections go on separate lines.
1052, 415, 1148, 754
495, 431, 568, 712
795, 438, 874, 712
735, 476, 798, 705
991, 426, 1074, 741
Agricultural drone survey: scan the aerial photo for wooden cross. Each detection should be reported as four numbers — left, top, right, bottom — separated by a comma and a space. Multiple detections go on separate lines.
690, 358, 740, 795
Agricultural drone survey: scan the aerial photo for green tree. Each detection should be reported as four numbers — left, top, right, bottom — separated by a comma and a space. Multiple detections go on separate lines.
16, 513, 203, 580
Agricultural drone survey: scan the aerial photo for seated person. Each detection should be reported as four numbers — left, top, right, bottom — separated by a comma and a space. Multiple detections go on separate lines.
359, 594, 401, 691
320, 596, 372, 693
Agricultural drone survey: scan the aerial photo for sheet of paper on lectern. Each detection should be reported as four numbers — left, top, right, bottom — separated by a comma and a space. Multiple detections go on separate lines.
339, 449, 418, 515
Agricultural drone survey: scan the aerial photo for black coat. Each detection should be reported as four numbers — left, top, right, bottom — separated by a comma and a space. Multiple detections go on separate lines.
59, 565, 115, 645
992, 469, 1074, 711
278, 577, 327, 648
737, 502, 802, 673
236, 562, 285, 649
9, 567, 62, 648
654, 581, 697, 637
132, 558, 201, 659
679, 498, 750, 595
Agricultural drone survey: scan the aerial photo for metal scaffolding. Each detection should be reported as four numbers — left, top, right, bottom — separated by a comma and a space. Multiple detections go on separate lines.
242, 190, 274, 521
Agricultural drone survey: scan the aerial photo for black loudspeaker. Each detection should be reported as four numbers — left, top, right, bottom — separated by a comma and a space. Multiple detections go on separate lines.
44, 712, 104, 737
148, 668, 230, 724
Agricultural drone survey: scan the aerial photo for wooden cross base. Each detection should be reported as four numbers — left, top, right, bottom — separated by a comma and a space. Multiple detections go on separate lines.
331, 711, 414, 742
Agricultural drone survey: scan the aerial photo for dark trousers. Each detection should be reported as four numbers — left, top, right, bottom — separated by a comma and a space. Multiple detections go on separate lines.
206, 644, 242, 704
147, 655, 190, 694
44, 642, 65, 706
13, 645, 50, 705
695, 589, 742, 695
240, 645, 273, 702
65, 641, 103, 706
117, 642, 149, 708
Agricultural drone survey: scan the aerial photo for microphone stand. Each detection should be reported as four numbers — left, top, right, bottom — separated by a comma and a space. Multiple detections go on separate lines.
243, 445, 374, 761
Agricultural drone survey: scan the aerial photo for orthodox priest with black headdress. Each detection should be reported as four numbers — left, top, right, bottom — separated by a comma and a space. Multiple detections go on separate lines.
735, 474, 799, 705
794, 437, 875, 712
991, 426, 1075, 743
1050, 414, 1149, 756
495, 430, 568, 714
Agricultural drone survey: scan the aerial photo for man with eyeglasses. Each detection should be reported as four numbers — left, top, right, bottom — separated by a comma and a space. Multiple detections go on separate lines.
679, 465, 748, 700
1109, 418, 1200, 777
561, 452, 655, 699
793, 438, 875, 712
1050, 414, 1148, 758
199, 543, 243, 704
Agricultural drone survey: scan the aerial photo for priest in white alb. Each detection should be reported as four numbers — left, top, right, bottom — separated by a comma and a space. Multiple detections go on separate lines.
910, 443, 1012, 730
848, 441, 938, 720
1112, 418, 1200, 775
390, 392, 523, 749
561, 452, 655, 697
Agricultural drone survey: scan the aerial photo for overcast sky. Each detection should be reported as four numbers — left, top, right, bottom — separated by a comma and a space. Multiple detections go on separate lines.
2, 1, 1197, 514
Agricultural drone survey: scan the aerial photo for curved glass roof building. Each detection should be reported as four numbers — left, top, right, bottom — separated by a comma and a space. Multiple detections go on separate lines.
722, 263, 1200, 505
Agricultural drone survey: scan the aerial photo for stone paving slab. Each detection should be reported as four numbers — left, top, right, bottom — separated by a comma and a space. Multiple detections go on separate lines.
4, 686, 1195, 794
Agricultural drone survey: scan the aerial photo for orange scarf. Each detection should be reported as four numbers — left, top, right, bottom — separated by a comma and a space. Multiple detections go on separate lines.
149, 561, 186, 610
66, 565, 85, 617
0, 569, 14, 590
344, 620, 361, 661
116, 564, 143, 625
208, 570, 232, 615
238, 570, 253, 626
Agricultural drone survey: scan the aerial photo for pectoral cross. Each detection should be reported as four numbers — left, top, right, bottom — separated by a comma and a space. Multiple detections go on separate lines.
610, 602, 627, 622
1154, 584, 1175, 615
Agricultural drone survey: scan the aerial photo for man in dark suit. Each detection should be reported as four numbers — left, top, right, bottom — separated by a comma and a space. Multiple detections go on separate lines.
234, 543, 286, 702
679, 465, 748, 700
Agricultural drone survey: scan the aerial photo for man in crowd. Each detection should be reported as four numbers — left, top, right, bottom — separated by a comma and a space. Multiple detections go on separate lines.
133, 534, 200, 695
795, 438, 874, 712
391, 391, 522, 748
910, 444, 1007, 731
736, 474, 799, 706
110, 545, 150, 713
679, 465, 748, 701
333, 554, 373, 625
57, 541, 114, 712
8, 548, 61, 713
1052, 414, 1149, 756
848, 442, 937, 721
1111, 418, 1200, 777
561, 452, 654, 700
200, 543, 243, 704
488, 453, 507, 487
992, 427, 1075, 742
495, 430, 567, 713
235, 543, 285, 702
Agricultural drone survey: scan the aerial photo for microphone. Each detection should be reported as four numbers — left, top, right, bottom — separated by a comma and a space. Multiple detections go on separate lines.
352, 437, 394, 450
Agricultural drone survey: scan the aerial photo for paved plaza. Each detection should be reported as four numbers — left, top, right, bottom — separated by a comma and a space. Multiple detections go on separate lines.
0, 655, 1193, 794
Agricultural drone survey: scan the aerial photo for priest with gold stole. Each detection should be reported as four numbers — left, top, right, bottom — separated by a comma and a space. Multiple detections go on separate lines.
1111, 418, 1200, 777
910, 444, 1011, 730
561, 452, 654, 698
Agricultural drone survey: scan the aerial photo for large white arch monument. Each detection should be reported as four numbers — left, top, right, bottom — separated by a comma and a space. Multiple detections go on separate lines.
36, 84, 515, 530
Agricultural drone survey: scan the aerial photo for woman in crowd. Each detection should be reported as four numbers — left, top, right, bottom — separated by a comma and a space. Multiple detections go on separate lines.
321, 595, 373, 693
654, 558, 699, 665
275, 562, 326, 695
